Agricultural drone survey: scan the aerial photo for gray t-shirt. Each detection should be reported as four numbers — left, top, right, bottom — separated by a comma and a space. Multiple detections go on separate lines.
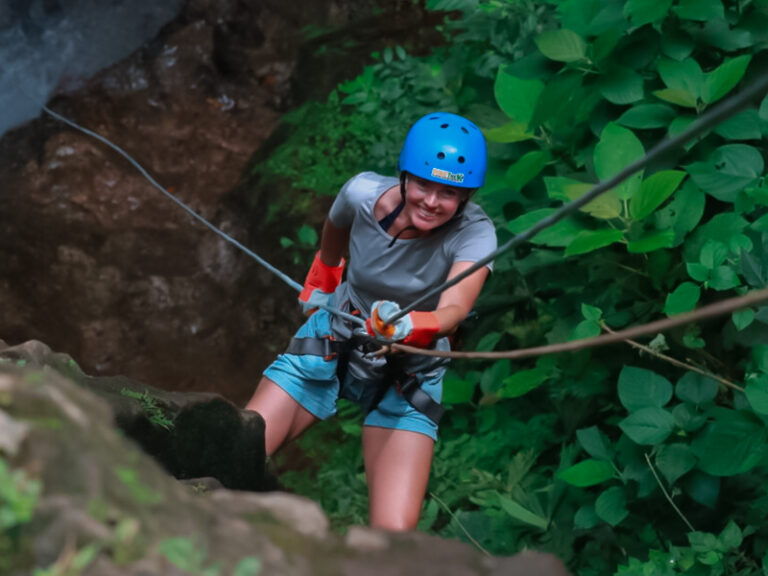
329, 171, 497, 316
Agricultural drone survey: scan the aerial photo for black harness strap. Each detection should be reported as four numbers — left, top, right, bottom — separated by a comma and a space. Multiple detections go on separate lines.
282, 335, 444, 425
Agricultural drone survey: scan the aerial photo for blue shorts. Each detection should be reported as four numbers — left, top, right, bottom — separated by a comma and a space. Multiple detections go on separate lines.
263, 308, 445, 441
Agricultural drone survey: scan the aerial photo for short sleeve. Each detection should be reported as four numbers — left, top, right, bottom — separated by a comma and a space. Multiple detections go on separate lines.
447, 211, 497, 271
328, 173, 374, 228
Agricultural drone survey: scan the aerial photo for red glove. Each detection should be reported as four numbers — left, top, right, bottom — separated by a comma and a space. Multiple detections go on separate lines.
365, 300, 440, 348
299, 251, 345, 315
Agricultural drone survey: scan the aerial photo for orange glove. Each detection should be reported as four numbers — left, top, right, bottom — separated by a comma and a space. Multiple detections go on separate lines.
298, 251, 345, 315
365, 300, 440, 348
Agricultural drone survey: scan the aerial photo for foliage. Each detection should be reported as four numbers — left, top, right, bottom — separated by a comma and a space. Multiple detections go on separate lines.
120, 388, 174, 431
0, 456, 42, 570
269, 0, 768, 573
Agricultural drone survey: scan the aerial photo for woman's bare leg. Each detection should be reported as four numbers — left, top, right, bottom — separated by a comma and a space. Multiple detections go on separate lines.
245, 377, 318, 456
362, 426, 434, 531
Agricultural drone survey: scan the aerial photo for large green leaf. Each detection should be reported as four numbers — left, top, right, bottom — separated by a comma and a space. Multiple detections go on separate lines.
599, 67, 645, 105
626, 230, 675, 253
594, 123, 645, 200
574, 505, 600, 529
484, 121, 534, 143
686, 144, 763, 203
691, 408, 767, 476
618, 366, 673, 411
508, 208, 586, 247
535, 29, 587, 63
595, 486, 629, 526
565, 229, 624, 256
494, 67, 544, 125
675, 372, 718, 406
558, 459, 614, 487
673, 403, 707, 432
506, 150, 551, 191
654, 58, 703, 108
702, 55, 751, 104
654, 180, 705, 245
619, 407, 676, 445
745, 374, 768, 415
714, 109, 762, 141
683, 212, 749, 262
630, 170, 687, 220
664, 282, 701, 316
500, 367, 550, 398
624, 0, 673, 27
576, 426, 612, 461
617, 104, 676, 129
674, 0, 724, 21
656, 444, 697, 485
496, 493, 549, 530
546, 176, 621, 219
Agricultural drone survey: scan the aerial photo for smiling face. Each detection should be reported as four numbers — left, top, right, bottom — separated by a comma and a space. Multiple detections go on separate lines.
402, 175, 467, 232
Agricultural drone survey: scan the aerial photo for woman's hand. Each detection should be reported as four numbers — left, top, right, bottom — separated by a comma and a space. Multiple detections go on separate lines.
366, 300, 440, 348
298, 251, 345, 315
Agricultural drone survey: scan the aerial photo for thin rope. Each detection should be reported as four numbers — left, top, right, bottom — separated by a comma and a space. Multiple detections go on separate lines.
40, 105, 366, 329
386, 73, 768, 324
391, 286, 768, 359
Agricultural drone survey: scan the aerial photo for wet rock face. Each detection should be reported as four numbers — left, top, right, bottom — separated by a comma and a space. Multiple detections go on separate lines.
0, 0, 341, 404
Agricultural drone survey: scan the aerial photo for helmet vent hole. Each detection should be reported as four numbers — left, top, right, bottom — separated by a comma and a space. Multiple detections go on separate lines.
437, 152, 445, 159
429, 116, 439, 120
461, 127, 469, 134
458, 156, 465, 164
441, 123, 449, 129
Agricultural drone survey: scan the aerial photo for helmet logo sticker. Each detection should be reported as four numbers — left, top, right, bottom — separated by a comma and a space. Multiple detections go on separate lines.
431, 167, 465, 183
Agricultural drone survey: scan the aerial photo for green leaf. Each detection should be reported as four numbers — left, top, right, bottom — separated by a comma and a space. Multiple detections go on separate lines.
497, 493, 549, 530
656, 444, 697, 485
576, 426, 612, 461
627, 230, 675, 253
599, 67, 645, 105
494, 68, 544, 125
691, 408, 768, 476
674, 0, 724, 21
297, 225, 318, 246
676, 371, 719, 405
654, 180, 705, 245
686, 262, 710, 282
732, 308, 755, 331
619, 407, 675, 445
745, 374, 768, 415
708, 266, 740, 291
545, 176, 621, 219
624, 0, 673, 27
574, 504, 600, 529
595, 486, 629, 527
570, 319, 601, 340
506, 150, 551, 191
500, 367, 550, 398
714, 109, 762, 141
654, 58, 703, 108
582, 304, 602, 322
702, 55, 751, 104
630, 170, 686, 220
509, 208, 586, 247
594, 123, 645, 201
565, 229, 624, 256
233, 557, 262, 576
442, 373, 476, 405
683, 471, 720, 508
558, 459, 615, 487
664, 282, 701, 316
476, 332, 502, 352
484, 121, 534, 143
661, 29, 694, 60
673, 403, 707, 432
686, 144, 764, 203
535, 29, 587, 63
617, 104, 676, 129
719, 521, 743, 550
618, 366, 673, 411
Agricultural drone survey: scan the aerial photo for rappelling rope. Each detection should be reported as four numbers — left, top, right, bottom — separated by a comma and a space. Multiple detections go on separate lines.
41, 105, 366, 329
40, 71, 768, 358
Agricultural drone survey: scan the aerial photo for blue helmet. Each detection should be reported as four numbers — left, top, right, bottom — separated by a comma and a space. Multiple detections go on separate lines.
398, 112, 487, 189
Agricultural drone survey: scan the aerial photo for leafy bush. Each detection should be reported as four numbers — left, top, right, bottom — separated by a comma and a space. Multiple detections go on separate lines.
272, 0, 768, 573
